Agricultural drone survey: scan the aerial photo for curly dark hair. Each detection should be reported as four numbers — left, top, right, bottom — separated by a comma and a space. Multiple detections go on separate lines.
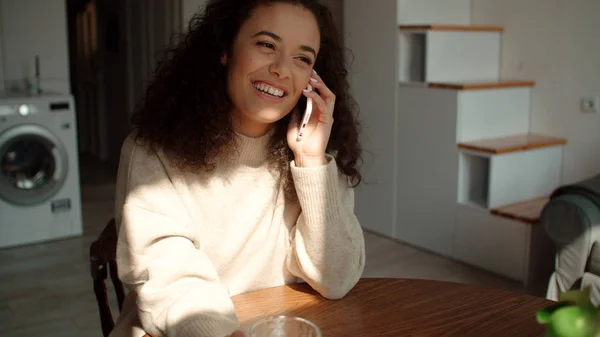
131, 0, 362, 199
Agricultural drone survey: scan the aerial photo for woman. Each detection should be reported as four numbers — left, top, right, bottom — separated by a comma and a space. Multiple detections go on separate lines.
110, 0, 365, 336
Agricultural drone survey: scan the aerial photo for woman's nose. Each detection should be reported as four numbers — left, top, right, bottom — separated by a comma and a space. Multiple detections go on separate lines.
268, 56, 292, 79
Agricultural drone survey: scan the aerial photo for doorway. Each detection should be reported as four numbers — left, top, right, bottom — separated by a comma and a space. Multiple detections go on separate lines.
66, 0, 181, 174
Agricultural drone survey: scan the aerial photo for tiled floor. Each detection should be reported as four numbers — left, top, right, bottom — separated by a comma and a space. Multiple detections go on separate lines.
0, 161, 547, 336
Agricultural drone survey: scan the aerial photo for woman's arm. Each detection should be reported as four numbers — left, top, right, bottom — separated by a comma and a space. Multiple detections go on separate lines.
115, 138, 239, 337
285, 155, 366, 299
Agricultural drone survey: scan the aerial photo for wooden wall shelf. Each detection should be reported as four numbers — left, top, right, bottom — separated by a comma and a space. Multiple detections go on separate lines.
490, 197, 550, 224
399, 25, 505, 32
458, 133, 567, 154
427, 80, 536, 90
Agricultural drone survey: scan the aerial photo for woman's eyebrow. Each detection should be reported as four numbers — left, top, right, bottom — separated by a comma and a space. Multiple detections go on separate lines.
252, 30, 317, 58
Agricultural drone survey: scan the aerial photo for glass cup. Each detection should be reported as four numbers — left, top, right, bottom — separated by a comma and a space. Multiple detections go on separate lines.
248, 315, 321, 337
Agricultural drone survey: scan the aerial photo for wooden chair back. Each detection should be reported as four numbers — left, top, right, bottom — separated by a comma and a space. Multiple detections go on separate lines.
90, 218, 126, 337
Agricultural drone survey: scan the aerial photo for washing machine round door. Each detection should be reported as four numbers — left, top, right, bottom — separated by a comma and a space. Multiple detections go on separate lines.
0, 124, 69, 206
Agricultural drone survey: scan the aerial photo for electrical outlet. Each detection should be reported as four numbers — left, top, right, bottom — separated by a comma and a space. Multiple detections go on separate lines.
581, 97, 600, 113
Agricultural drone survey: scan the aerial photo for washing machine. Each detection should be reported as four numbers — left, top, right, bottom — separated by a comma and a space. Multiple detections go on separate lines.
0, 92, 83, 248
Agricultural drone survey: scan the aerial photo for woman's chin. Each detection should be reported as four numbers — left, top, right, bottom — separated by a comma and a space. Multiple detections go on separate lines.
250, 111, 290, 124
232, 105, 291, 129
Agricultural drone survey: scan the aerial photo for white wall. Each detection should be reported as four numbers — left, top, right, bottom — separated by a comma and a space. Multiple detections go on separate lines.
0, 0, 70, 93
398, 0, 471, 25
0, 4, 4, 91
471, 0, 600, 184
344, 0, 398, 237
182, 0, 208, 29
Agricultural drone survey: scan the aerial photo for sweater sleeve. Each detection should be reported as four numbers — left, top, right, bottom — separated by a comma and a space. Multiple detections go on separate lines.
115, 139, 239, 337
285, 155, 366, 299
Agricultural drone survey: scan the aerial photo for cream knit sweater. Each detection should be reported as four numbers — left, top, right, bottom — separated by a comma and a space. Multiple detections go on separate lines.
109, 131, 365, 337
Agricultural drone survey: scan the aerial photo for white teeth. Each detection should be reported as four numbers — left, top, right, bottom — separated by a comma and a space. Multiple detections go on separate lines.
254, 82, 284, 98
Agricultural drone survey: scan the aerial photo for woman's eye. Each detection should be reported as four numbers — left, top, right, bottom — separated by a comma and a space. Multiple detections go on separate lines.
258, 42, 275, 50
298, 56, 313, 65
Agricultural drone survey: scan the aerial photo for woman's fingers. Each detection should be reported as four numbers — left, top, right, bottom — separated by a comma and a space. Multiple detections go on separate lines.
303, 90, 333, 124
307, 71, 335, 120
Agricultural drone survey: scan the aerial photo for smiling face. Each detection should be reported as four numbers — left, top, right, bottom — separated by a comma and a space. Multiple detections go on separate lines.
223, 2, 321, 137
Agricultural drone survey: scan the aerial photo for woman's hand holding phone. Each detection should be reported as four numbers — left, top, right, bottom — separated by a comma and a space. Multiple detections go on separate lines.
287, 69, 335, 167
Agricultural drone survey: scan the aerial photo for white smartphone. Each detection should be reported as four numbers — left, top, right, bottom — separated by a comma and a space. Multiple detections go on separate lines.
296, 84, 313, 142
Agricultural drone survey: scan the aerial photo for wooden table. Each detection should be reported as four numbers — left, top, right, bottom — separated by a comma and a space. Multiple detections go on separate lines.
233, 278, 554, 336
143, 278, 554, 336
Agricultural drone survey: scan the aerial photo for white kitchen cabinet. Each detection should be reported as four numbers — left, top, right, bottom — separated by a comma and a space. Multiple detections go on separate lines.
345, 0, 563, 284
